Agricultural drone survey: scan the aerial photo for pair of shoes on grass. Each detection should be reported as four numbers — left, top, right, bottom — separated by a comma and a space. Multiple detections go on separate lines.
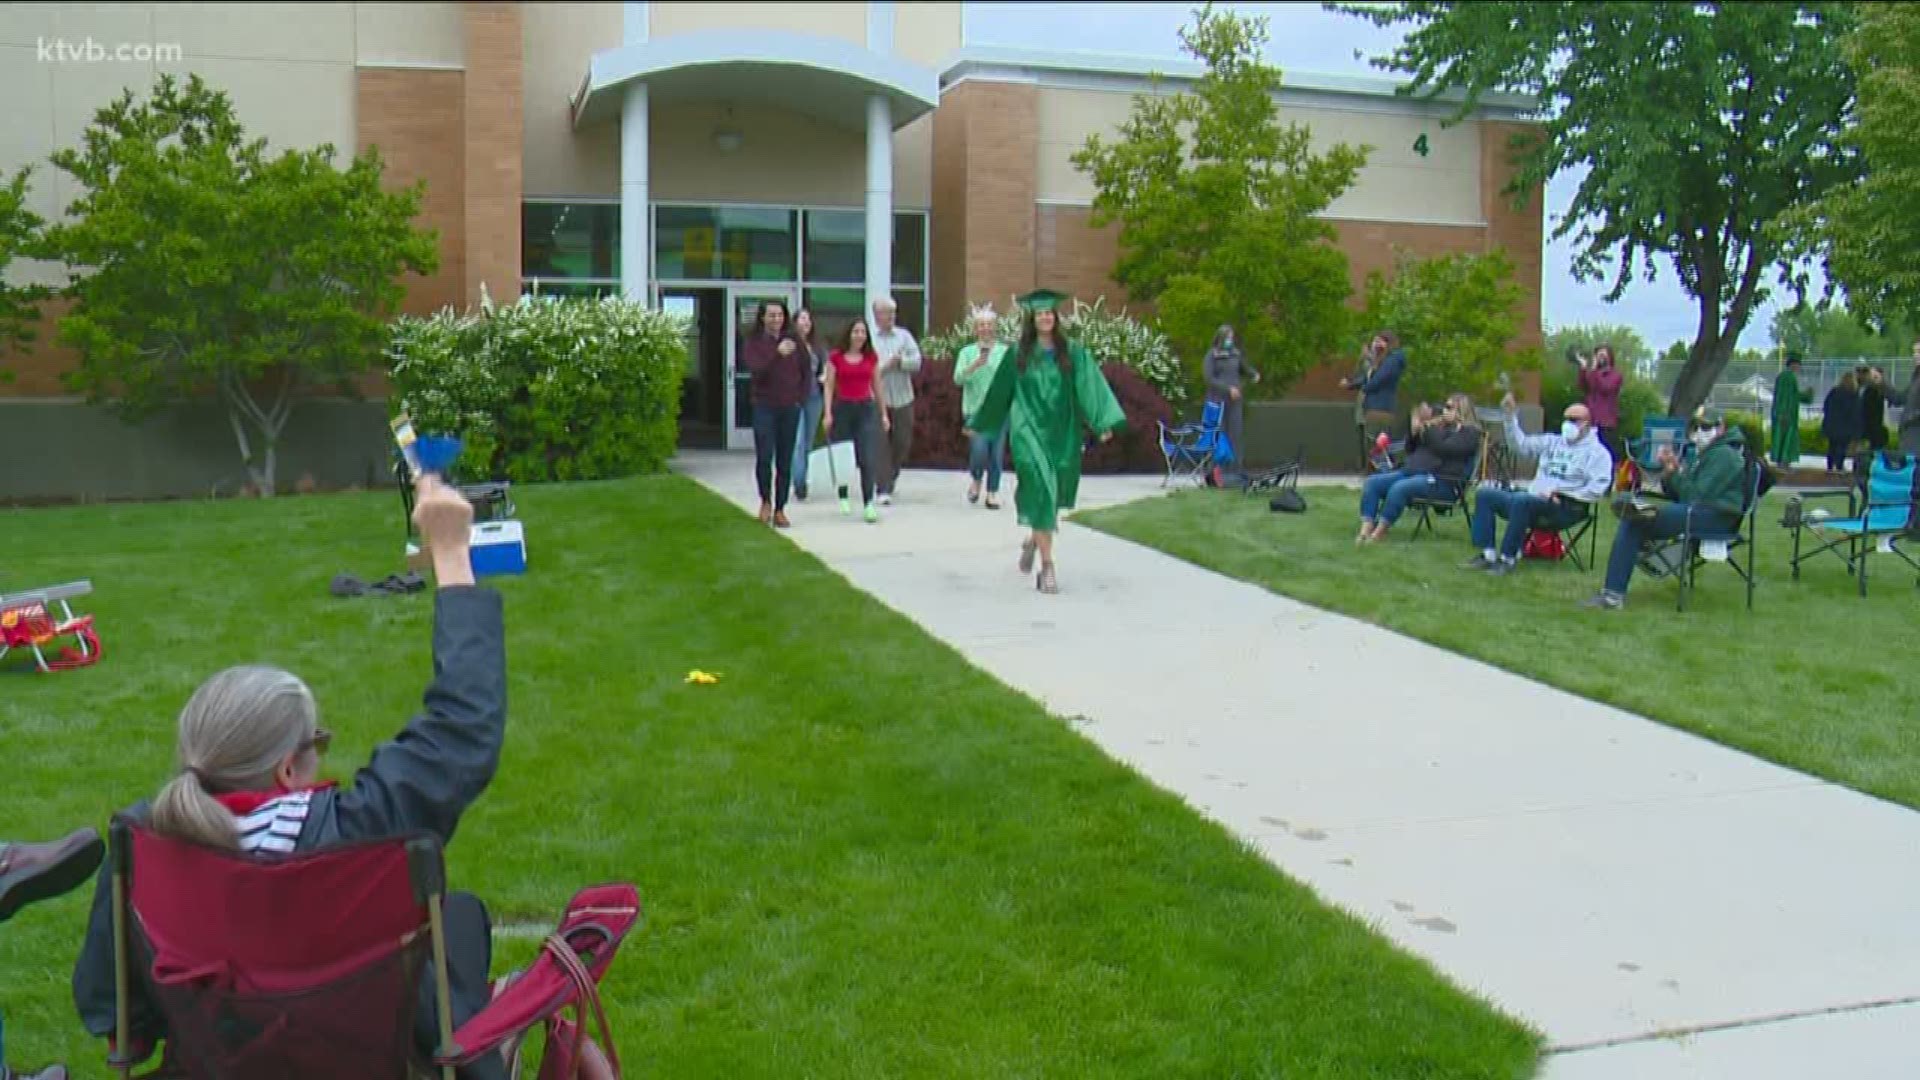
330, 571, 426, 598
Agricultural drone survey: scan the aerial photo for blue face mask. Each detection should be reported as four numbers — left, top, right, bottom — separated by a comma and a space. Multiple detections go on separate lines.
1561, 421, 1584, 442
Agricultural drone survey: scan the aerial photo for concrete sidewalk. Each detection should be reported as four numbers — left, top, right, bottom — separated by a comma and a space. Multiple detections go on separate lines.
677, 452, 1920, 1079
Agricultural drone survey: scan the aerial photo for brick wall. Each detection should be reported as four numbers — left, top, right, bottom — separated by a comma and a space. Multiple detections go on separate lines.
462, 1, 524, 309
358, 68, 466, 317
930, 81, 1037, 328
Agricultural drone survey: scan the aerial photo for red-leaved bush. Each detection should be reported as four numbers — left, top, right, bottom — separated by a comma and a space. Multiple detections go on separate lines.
905, 358, 1171, 474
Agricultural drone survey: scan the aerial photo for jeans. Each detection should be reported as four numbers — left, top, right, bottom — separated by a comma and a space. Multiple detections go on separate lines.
968, 428, 1007, 493
792, 390, 824, 494
878, 404, 915, 495
1360, 469, 1459, 527
828, 400, 879, 505
1470, 486, 1584, 559
1604, 503, 1735, 596
752, 403, 801, 511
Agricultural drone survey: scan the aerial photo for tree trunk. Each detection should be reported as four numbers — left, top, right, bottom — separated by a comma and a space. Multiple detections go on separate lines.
1667, 336, 1738, 420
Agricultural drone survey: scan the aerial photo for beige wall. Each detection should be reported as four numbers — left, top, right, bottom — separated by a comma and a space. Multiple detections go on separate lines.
356, 2, 466, 68
522, 0, 621, 196
1034, 85, 1485, 227
892, 1, 961, 68
650, 1, 866, 46
652, 102, 864, 205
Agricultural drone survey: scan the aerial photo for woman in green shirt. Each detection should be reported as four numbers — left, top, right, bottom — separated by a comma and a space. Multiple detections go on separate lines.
955, 305, 1011, 509
968, 289, 1127, 595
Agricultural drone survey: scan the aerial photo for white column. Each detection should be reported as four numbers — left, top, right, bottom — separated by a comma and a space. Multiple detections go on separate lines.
620, 81, 649, 303
865, 93, 893, 311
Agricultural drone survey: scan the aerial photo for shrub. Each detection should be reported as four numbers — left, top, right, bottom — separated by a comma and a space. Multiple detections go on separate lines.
1724, 410, 1768, 456
387, 294, 688, 483
905, 359, 1173, 475
1800, 420, 1829, 455
922, 297, 1188, 407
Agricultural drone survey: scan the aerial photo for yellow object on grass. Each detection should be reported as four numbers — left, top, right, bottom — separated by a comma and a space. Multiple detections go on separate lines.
685, 670, 721, 685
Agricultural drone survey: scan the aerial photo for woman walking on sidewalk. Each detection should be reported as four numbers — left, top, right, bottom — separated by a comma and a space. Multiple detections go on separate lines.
967, 289, 1126, 594
789, 308, 830, 502
742, 299, 811, 528
954, 304, 1010, 510
824, 318, 886, 523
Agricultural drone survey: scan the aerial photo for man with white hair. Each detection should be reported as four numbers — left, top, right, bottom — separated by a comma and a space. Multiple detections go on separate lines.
869, 296, 922, 504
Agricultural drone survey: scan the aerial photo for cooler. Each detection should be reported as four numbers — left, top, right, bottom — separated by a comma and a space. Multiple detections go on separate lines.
469, 520, 527, 577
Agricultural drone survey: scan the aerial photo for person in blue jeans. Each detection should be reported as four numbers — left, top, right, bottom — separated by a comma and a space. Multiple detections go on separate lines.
1357, 393, 1482, 543
1464, 393, 1614, 575
1583, 409, 1748, 610
954, 305, 1010, 510
788, 308, 829, 502
1, 828, 106, 1080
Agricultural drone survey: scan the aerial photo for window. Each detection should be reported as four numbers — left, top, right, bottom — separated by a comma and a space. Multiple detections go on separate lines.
522, 203, 619, 280
892, 212, 926, 287
799, 210, 927, 287
802, 287, 866, 351
655, 206, 797, 281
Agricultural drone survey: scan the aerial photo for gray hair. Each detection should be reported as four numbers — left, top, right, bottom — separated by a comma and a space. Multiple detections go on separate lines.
150, 666, 319, 850
871, 296, 897, 314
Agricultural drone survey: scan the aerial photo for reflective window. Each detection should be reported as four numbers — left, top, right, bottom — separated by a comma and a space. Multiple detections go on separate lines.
655, 206, 797, 282
522, 203, 619, 280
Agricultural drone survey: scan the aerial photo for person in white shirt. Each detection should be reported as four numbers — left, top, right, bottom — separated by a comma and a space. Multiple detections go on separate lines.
869, 296, 922, 504
1462, 392, 1613, 575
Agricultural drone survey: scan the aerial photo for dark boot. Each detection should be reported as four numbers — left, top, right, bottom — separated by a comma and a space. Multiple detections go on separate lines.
0, 829, 105, 923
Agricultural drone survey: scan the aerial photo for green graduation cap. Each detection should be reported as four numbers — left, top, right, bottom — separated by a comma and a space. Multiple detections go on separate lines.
1016, 288, 1072, 314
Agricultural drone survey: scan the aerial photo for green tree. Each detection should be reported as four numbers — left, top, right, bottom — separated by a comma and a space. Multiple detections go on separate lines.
0, 166, 51, 381
1790, 3, 1920, 327
1358, 247, 1541, 407
1332, 1, 1862, 418
1769, 302, 1914, 359
1073, 4, 1368, 396
43, 74, 437, 496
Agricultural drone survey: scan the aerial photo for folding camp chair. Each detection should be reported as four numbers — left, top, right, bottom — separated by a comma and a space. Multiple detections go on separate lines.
1157, 399, 1229, 487
1627, 418, 1687, 493
1784, 449, 1919, 598
1542, 492, 1604, 571
1241, 442, 1306, 497
1406, 434, 1486, 539
0, 579, 100, 672
1635, 458, 1765, 612
106, 817, 640, 1080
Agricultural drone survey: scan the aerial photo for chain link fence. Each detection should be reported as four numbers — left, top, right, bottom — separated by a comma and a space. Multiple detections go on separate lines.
1648, 355, 1908, 424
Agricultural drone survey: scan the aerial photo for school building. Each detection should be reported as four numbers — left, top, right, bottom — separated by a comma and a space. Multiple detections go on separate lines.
0, 2, 1541, 499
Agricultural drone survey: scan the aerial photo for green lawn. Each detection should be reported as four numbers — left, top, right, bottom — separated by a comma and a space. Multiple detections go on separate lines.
1078, 484, 1920, 809
1, 476, 1540, 1079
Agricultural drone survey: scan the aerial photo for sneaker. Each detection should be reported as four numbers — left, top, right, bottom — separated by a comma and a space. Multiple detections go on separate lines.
838, 496, 852, 515
1486, 559, 1514, 577
878, 493, 894, 506
864, 503, 879, 524
1461, 554, 1495, 571
794, 483, 808, 502
1581, 591, 1624, 610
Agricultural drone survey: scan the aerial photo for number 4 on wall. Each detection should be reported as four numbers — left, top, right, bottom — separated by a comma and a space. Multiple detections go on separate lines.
1413, 133, 1430, 158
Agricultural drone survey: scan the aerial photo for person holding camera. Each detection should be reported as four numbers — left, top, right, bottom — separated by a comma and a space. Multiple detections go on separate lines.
1571, 344, 1625, 463
1356, 393, 1482, 543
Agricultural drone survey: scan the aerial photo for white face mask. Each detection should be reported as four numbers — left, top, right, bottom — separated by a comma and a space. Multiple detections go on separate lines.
1691, 428, 1718, 449
1561, 421, 1585, 442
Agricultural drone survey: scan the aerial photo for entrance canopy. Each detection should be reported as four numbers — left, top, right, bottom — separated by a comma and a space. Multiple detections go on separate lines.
572, 30, 939, 133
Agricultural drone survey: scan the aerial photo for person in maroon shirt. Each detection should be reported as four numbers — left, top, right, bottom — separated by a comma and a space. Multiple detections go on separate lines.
1574, 343, 1625, 463
742, 299, 812, 527
823, 318, 886, 522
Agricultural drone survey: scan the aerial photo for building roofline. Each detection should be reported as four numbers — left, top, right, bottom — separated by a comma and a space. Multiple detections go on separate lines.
937, 45, 1539, 121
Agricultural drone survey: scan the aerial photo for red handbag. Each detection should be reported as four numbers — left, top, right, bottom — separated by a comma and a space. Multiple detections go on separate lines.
1522, 529, 1567, 561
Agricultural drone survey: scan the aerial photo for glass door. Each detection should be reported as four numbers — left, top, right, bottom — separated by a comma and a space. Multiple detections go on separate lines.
727, 287, 800, 451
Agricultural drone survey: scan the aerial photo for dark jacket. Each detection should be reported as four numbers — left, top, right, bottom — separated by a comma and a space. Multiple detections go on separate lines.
1357, 348, 1406, 414
1204, 344, 1254, 400
1666, 426, 1748, 517
1901, 370, 1920, 446
1822, 385, 1861, 443
1861, 384, 1888, 447
73, 586, 508, 1054
1403, 421, 1481, 484
743, 332, 812, 410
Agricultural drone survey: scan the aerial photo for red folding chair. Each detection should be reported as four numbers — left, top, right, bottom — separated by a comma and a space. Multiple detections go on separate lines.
106, 817, 641, 1080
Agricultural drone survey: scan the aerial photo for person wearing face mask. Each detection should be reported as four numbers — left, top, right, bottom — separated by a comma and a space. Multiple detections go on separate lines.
1583, 408, 1748, 610
1462, 392, 1614, 575
1203, 324, 1260, 484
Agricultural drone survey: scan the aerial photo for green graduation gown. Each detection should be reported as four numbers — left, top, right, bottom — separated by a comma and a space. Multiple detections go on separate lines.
968, 340, 1126, 532
1770, 369, 1809, 464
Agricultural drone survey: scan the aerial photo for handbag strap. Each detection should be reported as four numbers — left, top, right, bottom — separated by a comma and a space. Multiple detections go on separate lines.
543, 933, 622, 1079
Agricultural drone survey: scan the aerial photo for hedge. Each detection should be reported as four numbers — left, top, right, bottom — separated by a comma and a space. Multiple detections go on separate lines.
905, 357, 1173, 475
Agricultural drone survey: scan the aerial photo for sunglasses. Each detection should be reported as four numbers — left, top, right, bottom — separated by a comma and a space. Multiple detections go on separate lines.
300, 727, 333, 754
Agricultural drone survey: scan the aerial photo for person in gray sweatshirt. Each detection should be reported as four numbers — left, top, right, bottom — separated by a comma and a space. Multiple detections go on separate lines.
1203, 325, 1260, 481
1463, 392, 1614, 575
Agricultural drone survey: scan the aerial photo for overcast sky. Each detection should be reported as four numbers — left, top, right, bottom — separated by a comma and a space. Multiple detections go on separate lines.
963, 1, 1789, 352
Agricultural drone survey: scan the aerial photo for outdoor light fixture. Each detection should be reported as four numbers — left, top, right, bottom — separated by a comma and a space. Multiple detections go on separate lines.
712, 106, 743, 153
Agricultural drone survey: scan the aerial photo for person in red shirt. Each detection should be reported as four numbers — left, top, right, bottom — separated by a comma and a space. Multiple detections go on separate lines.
822, 318, 887, 523
741, 300, 812, 528
1574, 343, 1625, 463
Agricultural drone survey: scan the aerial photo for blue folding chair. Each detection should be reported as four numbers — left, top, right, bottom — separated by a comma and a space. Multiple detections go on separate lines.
1785, 450, 1919, 598
1628, 417, 1687, 491
1158, 399, 1230, 487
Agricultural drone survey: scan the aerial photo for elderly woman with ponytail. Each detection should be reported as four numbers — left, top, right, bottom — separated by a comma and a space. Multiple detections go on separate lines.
72, 475, 515, 1080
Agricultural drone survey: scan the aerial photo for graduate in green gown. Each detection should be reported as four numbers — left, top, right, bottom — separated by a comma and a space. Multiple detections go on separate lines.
1769, 353, 1811, 465
967, 288, 1128, 594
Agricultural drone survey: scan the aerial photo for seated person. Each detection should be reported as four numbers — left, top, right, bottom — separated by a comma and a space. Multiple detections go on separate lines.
1583, 408, 1748, 610
3, 828, 107, 1080
72, 476, 512, 1080
1464, 393, 1614, 575
1357, 393, 1482, 543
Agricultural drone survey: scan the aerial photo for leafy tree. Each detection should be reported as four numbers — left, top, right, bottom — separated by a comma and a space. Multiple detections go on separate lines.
1769, 302, 1914, 359
1790, 3, 1920, 327
0, 166, 51, 381
1542, 323, 1651, 371
1332, 1, 1862, 418
1358, 247, 1541, 408
1073, 4, 1368, 396
42, 74, 437, 495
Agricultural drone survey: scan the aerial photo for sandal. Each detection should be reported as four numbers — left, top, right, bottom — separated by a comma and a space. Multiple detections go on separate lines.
1018, 539, 1037, 573
1036, 564, 1059, 594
